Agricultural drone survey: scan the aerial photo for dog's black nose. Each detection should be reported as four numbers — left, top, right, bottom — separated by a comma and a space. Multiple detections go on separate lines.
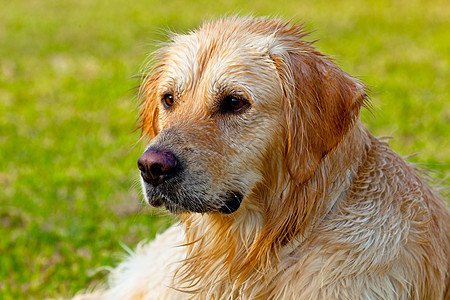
138, 149, 179, 187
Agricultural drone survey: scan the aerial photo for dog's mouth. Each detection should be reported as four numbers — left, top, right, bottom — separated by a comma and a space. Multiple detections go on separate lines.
144, 183, 243, 215
150, 195, 189, 214
217, 191, 243, 214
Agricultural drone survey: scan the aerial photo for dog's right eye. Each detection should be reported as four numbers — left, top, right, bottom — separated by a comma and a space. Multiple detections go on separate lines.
162, 93, 174, 108
221, 95, 249, 114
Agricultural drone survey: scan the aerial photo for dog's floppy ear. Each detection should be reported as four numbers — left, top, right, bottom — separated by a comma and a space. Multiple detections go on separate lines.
271, 45, 366, 184
139, 68, 162, 139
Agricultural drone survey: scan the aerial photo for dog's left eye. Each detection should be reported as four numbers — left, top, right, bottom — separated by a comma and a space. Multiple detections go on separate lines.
222, 95, 249, 113
162, 93, 174, 108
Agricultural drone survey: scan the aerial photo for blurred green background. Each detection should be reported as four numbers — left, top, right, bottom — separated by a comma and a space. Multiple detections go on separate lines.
1, 0, 448, 298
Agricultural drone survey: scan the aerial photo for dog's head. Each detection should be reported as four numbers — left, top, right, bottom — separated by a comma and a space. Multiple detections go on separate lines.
137, 17, 366, 215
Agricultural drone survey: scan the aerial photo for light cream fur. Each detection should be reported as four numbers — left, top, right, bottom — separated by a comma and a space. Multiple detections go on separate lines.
74, 16, 450, 300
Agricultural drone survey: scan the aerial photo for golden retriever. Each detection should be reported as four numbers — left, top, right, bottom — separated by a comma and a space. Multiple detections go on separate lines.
75, 16, 450, 299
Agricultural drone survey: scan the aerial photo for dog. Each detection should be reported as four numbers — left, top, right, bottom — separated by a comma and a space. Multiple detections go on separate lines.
75, 16, 450, 299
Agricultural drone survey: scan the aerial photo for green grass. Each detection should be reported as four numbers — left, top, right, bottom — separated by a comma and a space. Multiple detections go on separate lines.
1, 0, 449, 298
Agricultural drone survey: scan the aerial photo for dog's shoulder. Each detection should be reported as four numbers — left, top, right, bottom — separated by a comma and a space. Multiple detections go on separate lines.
273, 134, 450, 299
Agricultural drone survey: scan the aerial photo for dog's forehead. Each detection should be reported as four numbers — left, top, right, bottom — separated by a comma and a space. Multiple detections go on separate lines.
159, 29, 279, 95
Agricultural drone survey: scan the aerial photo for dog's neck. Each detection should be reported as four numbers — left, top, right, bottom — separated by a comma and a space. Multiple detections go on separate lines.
176, 121, 372, 295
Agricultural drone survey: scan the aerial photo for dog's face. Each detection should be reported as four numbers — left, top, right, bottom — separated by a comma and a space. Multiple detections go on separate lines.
138, 17, 365, 214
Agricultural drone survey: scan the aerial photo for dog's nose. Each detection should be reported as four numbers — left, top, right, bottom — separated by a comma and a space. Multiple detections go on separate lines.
138, 149, 179, 187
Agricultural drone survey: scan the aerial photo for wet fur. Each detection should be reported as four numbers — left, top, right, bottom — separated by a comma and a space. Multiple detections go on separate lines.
75, 16, 450, 299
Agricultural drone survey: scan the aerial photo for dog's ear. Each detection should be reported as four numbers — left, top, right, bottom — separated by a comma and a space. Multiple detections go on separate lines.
139, 68, 162, 139
271, 46, 366, 184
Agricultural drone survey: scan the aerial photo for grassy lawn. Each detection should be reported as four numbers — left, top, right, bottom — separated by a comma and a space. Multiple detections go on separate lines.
1, 0, 448, 298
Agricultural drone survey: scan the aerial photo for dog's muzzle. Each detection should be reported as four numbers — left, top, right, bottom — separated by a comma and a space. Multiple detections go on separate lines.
138, 148, 243, 214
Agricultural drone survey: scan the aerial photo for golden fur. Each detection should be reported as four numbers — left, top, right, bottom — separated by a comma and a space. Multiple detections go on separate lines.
75, 16, 450, 299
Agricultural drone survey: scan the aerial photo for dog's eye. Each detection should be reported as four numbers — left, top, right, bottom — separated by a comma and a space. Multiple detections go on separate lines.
222, 95, 249, 113
162, 93, 174, 108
